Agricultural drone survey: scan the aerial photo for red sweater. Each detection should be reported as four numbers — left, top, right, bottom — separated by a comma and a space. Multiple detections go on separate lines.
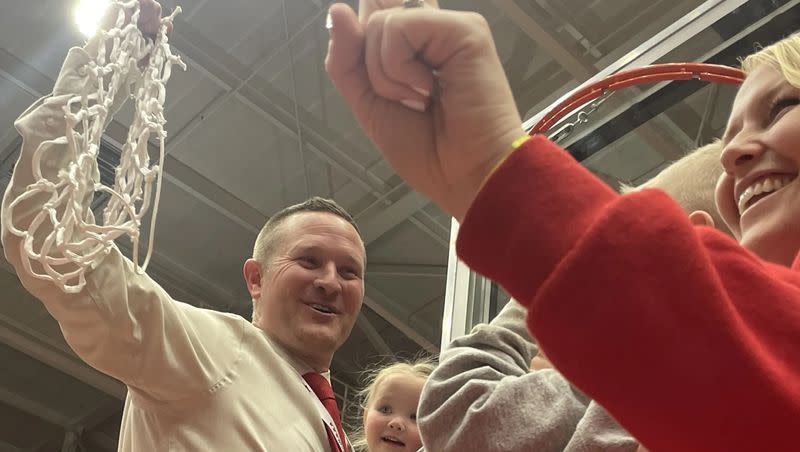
456, 135, 800, 451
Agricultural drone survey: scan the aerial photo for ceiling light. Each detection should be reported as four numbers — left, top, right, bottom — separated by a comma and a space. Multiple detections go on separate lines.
75, 0, 112, 38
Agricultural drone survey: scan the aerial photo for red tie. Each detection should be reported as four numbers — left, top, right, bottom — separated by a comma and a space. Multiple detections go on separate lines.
303, 372, 347, 452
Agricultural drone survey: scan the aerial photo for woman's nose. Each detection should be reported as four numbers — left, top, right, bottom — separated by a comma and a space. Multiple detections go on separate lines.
720, 137, 765, 174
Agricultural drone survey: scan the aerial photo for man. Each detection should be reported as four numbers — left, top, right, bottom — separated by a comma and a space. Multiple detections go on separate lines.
1, 1, 362, 450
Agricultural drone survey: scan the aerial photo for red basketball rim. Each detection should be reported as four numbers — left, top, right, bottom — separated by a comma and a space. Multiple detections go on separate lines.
529, 62, 745, 137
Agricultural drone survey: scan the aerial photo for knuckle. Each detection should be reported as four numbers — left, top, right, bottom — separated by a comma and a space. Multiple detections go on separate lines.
465, 12, 491, 34
365, 10, 387, 33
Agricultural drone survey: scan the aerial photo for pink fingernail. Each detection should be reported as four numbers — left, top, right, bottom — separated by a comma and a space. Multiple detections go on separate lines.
401, 99, 426, 112
412, 86, 430, 97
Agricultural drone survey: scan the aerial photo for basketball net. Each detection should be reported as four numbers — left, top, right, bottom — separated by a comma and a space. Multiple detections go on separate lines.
4, 0, 185, 293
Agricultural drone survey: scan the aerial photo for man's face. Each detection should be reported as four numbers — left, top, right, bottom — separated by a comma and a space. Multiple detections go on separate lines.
716, 64, 800, 266
249, 212, 365, 368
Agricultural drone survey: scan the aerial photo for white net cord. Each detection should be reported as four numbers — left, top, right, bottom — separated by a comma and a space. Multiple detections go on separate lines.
4, 0, 186, 293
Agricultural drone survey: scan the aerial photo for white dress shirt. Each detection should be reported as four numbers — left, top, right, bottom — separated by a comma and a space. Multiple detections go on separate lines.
2, 43, 342, 451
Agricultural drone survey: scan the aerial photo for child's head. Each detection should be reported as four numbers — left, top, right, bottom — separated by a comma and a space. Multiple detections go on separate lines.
715, 33, 800, 265
354, 357, 435, 452
622, 140, 731, 237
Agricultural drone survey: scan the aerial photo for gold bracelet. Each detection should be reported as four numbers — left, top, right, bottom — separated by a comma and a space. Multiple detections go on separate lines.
480, 134, 532, 189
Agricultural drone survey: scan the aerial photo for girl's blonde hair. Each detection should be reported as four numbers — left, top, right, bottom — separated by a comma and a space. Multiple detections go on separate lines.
350, 355, 436, 452
741, 33, 800, 87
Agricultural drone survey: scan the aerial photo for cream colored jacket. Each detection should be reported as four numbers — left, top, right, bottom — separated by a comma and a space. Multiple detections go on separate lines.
2, 45, 336, 451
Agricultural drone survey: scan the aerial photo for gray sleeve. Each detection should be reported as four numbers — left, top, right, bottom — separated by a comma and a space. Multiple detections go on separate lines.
418, 300, 640, 452
418, 300, 589, 452
563, 401, 639, 452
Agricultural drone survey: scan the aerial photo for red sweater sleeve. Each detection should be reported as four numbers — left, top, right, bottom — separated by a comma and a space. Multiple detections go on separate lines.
456, 135, 800, 452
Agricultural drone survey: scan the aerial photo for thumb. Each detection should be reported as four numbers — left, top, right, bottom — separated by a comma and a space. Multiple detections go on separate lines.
688, 210, 715, 229
326, 4, 372, 113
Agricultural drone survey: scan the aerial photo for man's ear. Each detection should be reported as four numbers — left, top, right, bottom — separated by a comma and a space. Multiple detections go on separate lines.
243, 259, 263, 300
689, 210, 715, 228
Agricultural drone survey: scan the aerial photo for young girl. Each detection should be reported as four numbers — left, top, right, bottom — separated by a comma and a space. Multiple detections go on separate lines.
353, 357, 435, 452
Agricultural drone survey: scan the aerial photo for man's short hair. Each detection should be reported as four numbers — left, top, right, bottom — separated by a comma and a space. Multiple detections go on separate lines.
620, 140, 731, 236
252, 197, 362, 265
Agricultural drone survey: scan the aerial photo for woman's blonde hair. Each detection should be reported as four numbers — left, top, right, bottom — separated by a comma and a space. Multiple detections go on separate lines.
349, 355, 436, 452
741, 33, 800, 87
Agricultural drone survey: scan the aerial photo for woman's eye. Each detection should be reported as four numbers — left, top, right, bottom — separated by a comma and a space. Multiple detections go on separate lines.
378, 405, 392, 415
770, 97, 800, 122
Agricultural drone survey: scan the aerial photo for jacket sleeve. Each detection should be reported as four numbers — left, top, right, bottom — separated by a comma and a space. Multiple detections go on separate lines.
456, 135, 800, 451
563, 401, 639, 452
1, 45, 245, 403
419, 299, 591, 451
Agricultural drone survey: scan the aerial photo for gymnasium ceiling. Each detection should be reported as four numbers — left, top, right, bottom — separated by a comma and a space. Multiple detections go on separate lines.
0, 0, 796, 449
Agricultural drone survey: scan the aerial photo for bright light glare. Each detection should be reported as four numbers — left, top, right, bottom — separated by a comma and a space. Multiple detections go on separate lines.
75, 0, 112, 38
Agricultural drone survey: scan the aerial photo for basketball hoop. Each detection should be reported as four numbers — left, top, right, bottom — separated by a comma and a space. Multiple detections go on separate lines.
528, 63, 745, 141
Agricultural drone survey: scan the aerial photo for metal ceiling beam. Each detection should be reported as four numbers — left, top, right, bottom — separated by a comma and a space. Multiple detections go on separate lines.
522, 0, 750, 131
85, 432, 118, 452
343, 182, 449, 249
0, 308, 125, 399
114, 236, 244, 313
0, 385, 72, 427
0, 440, 21, 452
0, 137, 21, 179
0, 46, 50, 179
102, 122, 264, 235
169, 17, 448, 246
365, 284, 437, 353
358, 190, 430, 244
66, 400, 122, 451
367, 263, 447, 279
30, 438, 58, 452
181, 0, 213, 21
409, 292, 446, 319
68, 400, 122, 434
492, 0, 691, 161
225, 18, 450, 248
0, 385, 117, 449
0, 258, 119, 449
356, 312, 392, 356
60, 431, 78, 452
168, 16, 396, 193
558, 0, 787, 158
491, 0, 596, 79
0, 251, 14, 274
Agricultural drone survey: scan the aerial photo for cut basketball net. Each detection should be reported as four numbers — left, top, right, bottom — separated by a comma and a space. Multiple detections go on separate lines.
4, 0, 185, 293
529, 63, 745, 142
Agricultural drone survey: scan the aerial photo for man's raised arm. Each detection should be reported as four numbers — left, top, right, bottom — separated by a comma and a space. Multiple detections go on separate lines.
1, 1, 242, 404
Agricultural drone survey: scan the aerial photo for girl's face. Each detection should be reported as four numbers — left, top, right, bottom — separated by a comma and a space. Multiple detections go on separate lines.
716, 64, 800, 266
364, 374, 425, 452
